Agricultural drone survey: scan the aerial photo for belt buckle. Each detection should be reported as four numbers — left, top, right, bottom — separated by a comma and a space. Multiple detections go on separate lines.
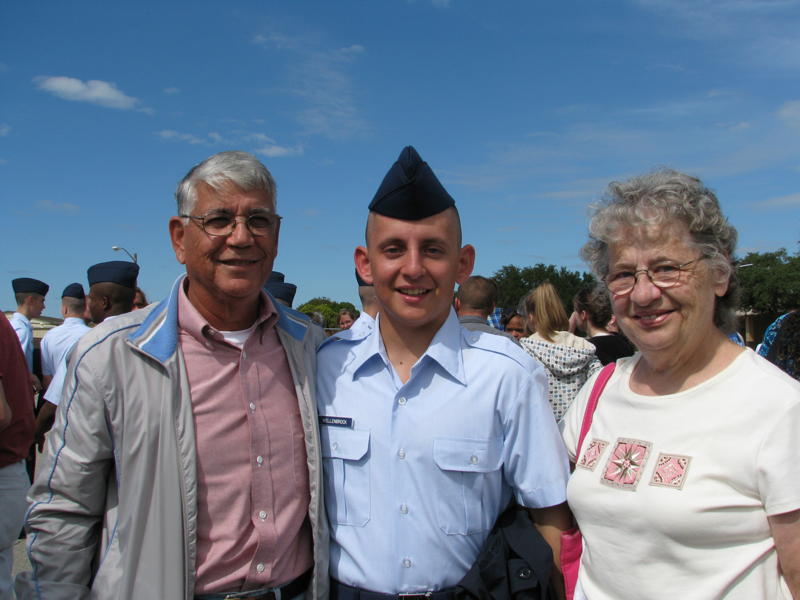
398, 593, 432, 600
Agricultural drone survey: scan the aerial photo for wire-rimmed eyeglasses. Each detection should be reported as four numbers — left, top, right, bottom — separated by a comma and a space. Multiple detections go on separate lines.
180, 211, 282, 237
603, 258, 702, 295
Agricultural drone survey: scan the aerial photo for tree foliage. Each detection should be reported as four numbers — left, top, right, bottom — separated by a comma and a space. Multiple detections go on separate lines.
296, 297, 359, 329
737, 249, 800, 313
491, 264, 596, 313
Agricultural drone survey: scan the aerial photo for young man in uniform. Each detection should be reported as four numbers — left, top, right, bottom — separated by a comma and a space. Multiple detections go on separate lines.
316, 146, 570, 599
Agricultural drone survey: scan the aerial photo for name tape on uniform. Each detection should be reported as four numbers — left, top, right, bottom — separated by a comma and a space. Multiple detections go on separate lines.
319, 416, 354, 428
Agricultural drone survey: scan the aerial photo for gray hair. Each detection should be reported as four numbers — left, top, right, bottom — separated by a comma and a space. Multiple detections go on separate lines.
175, 150, 277, 215
581, 168, 739, 333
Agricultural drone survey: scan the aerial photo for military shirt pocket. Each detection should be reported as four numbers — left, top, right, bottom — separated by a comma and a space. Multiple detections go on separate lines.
321, 427, 371, 527
433, 437, 503, 535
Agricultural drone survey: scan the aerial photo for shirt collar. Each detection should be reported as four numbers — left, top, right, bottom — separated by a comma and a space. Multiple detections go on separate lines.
177, 280, 278, 345
351, 308, 466, 386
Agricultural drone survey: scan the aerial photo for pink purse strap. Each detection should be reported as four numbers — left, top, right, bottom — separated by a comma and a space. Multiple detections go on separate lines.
575, 362, 616, 459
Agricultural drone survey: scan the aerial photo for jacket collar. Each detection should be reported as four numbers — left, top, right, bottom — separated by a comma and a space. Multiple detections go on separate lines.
128, 274, 308, 364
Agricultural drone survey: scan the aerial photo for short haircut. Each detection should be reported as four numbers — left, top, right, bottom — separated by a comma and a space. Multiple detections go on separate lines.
339, 308, 356, 320
15, 292, 41, 307
364, 206, 463, 248
524, 282, 569, 342
456, 276, 497, 315
92, 282, 136, 313
581, 168, 739, 333
175, 151, 277, 215
62, 296, 85, 315
572, 284, 612, 329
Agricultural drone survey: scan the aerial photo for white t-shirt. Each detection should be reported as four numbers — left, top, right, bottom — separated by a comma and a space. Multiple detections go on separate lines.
562, 349, 800, 600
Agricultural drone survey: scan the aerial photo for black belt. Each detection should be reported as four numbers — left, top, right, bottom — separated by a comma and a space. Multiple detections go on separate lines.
195, 569, 311, 600
331, 580, 456, 600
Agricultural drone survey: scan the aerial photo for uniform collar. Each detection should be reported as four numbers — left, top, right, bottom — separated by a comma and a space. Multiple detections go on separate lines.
352, 308, 466, 386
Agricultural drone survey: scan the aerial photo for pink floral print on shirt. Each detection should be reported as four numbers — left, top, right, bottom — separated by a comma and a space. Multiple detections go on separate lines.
601, 438, 651, 490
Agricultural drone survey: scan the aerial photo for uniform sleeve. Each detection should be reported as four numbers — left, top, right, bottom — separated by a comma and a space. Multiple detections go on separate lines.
43, 358, 66, 406
502, 363, 570, 509
39, 336, 54, 377
16, 346, 114, 599
757, 398, 800, 516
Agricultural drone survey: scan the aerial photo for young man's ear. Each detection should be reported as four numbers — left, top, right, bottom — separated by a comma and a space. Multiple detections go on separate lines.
354, 246, 372, 285
456, 244, 476, 284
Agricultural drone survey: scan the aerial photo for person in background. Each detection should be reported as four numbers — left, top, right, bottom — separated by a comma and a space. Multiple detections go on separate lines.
17, 151, 328, 600
764, 310, 800, 381
563, 168, 800, 599
317, 146, 570, 599
455, 276, 517, 342
501, 310, 526, 342
265, 271, 298, 308
337, 308, 356, 330
9, 278, 49, 392
571, 285, 635, 365
520, 283, 601, 421
0, 312, 35, 600
132, 287, 148, 310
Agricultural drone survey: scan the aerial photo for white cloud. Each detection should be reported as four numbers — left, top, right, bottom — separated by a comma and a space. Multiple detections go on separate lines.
156, 129, 206, 144
755, 192, 800, 207
777, 100, 800, 127
0, 123, 10, 136
34, 76, 140, 110
37, 199, 79, 214
163, 87, 180, 95
255, 143, 303, 157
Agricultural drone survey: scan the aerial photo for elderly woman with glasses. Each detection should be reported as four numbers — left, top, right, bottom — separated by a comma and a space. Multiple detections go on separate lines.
561, 169, 800, 599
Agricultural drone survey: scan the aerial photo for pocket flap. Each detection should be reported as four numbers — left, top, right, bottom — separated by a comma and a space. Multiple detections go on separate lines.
322, 427, 370, 461
433, 438, 502, 473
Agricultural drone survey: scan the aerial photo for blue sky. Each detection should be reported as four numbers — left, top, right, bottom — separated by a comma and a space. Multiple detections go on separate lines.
2, 0, 799, 316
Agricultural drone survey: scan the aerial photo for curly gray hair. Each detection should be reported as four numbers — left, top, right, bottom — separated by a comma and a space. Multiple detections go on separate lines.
581, 168, 739, 333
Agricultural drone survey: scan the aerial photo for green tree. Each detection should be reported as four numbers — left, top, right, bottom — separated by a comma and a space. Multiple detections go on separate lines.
296, 297, 360, 329
492, 264, 596, 313
737, 249, 800, 313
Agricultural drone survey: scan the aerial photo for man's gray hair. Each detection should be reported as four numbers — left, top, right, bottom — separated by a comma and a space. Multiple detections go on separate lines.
581, 168, 739, 333
175, 150, 277, 215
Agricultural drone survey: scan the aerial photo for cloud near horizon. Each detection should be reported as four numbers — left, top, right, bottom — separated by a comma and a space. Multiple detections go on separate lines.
34, 76, 141, 110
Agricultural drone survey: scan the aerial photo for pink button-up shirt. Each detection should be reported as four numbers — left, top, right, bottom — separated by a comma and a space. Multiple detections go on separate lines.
178, 285, 312, 593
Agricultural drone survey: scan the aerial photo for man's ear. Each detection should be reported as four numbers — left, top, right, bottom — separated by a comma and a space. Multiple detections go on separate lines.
169, 217, 187, 265
354, 246, 372, 284
456, 244, 476, 284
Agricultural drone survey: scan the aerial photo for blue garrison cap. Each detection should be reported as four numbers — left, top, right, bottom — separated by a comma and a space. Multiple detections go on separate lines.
87, 261, 139, 289
12, 278, 49, 296
62, 283, 85, 300
369, 146, 455, 220
355, 269, 372, 287
264, 271, 297, 307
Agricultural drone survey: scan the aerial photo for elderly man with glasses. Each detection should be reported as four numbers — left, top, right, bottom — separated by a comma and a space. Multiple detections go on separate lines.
17, 151, 328, 600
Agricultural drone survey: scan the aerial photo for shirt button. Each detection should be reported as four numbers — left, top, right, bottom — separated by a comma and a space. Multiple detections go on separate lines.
256, 563, 265, 573
398, 397, 407, 405
402, 558, 412, 568
258, 510, 268, 520
249, 402, 256, 411
470, 455, 479, 465
398, 449, 406, 459
400, 504, 408, 514
256, 455, 264, 465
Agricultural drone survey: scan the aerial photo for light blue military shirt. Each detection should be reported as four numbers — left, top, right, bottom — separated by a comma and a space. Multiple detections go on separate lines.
316, 309, 569, 594
40, 317, 90, 376
10, 311, 34, 371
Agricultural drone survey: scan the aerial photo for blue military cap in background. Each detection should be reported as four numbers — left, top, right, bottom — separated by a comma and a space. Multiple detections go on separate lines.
369, 145, 455, 220
12, 277, 49, 296
355, 269, 372, 287
61, 283, 85, 299
265, 271, 297, 307
87, 261, 139, 289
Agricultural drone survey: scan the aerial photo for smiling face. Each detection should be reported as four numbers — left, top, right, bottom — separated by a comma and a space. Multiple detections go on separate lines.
339, 313, 354, 329
169, 182, 279, 328
355, 208, 474, 341
607, 223, 729, 363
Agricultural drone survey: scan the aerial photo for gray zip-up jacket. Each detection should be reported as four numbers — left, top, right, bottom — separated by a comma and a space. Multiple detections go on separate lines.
16, 276, 329, 600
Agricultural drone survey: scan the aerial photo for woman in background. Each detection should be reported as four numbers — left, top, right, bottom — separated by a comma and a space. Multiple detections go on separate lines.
571, 285, 635, 365
520, 282, 601, 420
